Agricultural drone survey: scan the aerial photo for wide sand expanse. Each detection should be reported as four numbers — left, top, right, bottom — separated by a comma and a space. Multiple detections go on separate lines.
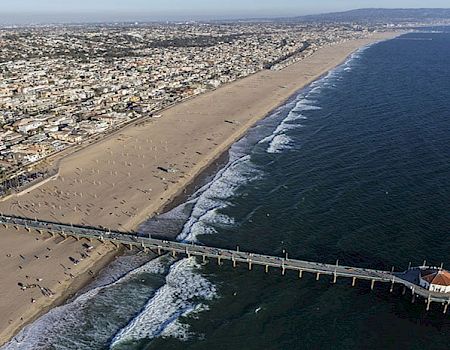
0, 31, 400, 345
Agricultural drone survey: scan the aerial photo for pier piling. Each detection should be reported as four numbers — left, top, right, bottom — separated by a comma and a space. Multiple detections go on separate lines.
4, 215, 450, 310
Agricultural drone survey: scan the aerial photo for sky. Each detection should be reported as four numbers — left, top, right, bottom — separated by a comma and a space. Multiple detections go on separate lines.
1, 0, 450, 24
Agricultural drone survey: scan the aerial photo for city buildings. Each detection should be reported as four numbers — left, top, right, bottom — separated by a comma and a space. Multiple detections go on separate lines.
0, 21, 377, 188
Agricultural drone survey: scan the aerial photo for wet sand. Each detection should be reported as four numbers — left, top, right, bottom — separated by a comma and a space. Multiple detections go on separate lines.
0, 31, 401, 345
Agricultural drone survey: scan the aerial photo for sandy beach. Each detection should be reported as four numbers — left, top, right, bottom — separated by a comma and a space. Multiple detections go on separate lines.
0, 31, 400, 345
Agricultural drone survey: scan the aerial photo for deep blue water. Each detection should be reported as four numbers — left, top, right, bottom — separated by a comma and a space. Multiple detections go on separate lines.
149, 29, 450, 350
4, 28, 450, 350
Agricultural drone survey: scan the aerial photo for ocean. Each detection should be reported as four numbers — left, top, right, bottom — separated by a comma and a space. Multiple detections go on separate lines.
3, 28, 450, 350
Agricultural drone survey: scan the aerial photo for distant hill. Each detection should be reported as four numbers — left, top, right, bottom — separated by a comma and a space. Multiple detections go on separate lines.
290, 8, 450, 23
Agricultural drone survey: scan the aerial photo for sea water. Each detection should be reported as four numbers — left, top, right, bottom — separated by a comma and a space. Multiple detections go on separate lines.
4, 28, 450, 350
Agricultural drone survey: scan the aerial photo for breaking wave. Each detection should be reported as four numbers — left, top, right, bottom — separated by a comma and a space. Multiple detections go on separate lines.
1, 35, 378, 350
177, 153, 260, 242
108, 130, 263, 346
267, 134, 293, 154
2, 256, 171, 350
110, 258, 217, 348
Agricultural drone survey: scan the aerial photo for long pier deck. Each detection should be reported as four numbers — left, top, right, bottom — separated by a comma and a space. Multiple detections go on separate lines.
1, 215, 449, 312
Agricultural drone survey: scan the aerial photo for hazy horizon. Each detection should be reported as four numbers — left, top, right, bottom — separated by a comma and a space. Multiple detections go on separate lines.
1, 0, 450, 25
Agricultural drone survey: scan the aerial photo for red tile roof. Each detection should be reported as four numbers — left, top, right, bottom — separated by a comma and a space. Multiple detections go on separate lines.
420, 269, 450, 286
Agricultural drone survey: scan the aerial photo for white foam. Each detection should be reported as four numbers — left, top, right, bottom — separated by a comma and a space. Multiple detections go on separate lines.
160, 318, 191, 340
258, 111, 305, 147
257, 97, 310, 153
267, 134, 293, 154
2, 257, 170, 350
110, 257, 217, 348
286, 113, 307, 122
177, 154, 259, 242
293, 104, 322, 111
292, 98, 322, 112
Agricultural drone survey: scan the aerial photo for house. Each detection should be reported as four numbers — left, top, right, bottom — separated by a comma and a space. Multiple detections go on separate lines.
419, 269, 450, 293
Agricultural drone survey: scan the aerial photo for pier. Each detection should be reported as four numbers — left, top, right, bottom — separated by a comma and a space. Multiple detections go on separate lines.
1, 214, 449, 313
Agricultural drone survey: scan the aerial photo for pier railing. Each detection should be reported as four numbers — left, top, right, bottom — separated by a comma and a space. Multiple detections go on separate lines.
0, 214, 449, 313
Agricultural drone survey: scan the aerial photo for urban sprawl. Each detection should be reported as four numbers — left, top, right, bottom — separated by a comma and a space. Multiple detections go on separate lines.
0, 22, 396, 193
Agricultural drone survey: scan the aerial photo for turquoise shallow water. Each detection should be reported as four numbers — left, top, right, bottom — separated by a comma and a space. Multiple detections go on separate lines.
3, 28, 450, 350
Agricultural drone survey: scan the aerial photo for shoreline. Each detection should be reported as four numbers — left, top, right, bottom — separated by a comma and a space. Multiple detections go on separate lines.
3, 245, 120, 347
127, 33, 403, 233
0, 31, 403, 347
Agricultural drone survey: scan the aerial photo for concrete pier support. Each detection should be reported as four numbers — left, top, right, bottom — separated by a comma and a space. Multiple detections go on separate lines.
371, 280, 375, 290
316, 272, 320, 281
217, 256, 221, 265
444, 303, 448, 314
298, 270, 303, 278
265, 265, 269, 273
332, 272, 337, 284
157, 246, 161, 255
426, 297, 432, 311
390, 280, 395, 293
203, 255, 207, 263
248, 260, 252, 270
352, 277, 356, 287
172, 249, 176, 258
232, 258, 236, 268
281, 265, 286, 276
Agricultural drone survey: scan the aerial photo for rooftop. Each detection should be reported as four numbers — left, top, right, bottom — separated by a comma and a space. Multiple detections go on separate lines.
420, 269, 450, 286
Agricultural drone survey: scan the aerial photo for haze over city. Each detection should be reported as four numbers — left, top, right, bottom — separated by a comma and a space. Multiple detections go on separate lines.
1, 0, 450, 23
0, 1, 449, 349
